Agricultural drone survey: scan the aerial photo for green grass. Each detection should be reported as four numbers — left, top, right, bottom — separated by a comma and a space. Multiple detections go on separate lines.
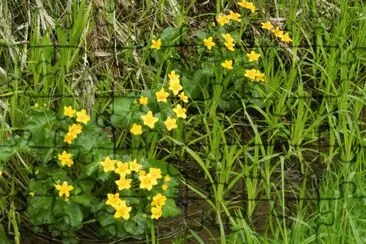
0, 0, 366, 243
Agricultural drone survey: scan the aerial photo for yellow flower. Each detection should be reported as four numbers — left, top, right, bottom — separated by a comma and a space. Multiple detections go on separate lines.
164, 175, 171, 182
68, 123, 82, 135
129, 159, 142, 172
244, 69, 258, 80
139, 96, 148, 105
228, 11, 241, 22
151, 206, 163, 219
76, 109, 90, 125
114, 201, 132, 220
164, 116, 177, 131
138, 169, 146, 177
272, 27, 284, 38
224, 41, 235, 51
64, 132, 76, 144
29, 192, 35, 197
139, 174, 154, 191
141, 111, 159, 129
168, 71, 180, 84
130, 123, 142, 135
115, 176, 132, 190
246, 51, 260, 62
162, 184, 168, 191
261, 21, 273, 30
115, 161, 131, 177
151, 39, 162, 50
55, 181, 73, 198
221, 60, 233, 70
280, 32, 292, 43
152, 193, 167, 207
169, 81, 183, 96
100, 156, 116, 172
216, 14, 229, 26
178, 92, 188, 103
203, 37, 216, 50
238, 1, 256, 13
58, 151, 73, 167
64, 106, 76, 117
254, 70, 265, 82
106, 193, 122, 209
222, 33, 234, 43
150, 168, 162, 181
173, 104, 187, 119
155, 88, 169, 103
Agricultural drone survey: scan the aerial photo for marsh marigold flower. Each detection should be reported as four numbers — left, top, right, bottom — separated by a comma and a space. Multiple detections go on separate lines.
130, 123, 142, 135
106, 193, 122, 209
64, 106, 76, 117
280, 32, 292, 43
55, 181, 73, 198
129, 159, 142, 172
272, 27, 284, 38
224, 41, 235, 51
168, 71, 180, 83
254, 70, 265, 82
221, 60, 233, 70
115, 176, 132, 191
162, 184, 168, 191
203, 37, 215, 50
58, 151, 73, 167
114, 201, 132, 220
152, 193, 167, 207
139, 174, 154, 191
151, 206, 163, 219
151, 39, 162, 50
169, 80, 183, 96
139, 96, 148, 105
64, 132, 77, 144
76, 109, 90, 124
216, 14, 229, 26
141, 111, 159, 129
150, 168, 162, 181
115, 161, 131, 177
244, 69, 258, 80
173, 104, 187, 119
261, 21, 273, 30
247, 51, 260, 62
238, 1, 256, 13
68, 123, 82, 135
155, 88, 169, 102
228, 11, 241, 22
101, 157, 116, 172
178, 92, 188, 103
222, 33, 234, 43
164, 116, 177, 131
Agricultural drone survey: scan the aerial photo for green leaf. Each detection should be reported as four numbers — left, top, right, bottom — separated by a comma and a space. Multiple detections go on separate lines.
182, 70, 209, 99
0, 224, 10, 244
63, 203, 83, 228
162, 199, 180, 218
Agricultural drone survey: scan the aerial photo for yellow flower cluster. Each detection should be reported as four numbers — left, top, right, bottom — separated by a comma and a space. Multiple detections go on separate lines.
215, 1, 257, 27
63, 106, 90, 144
151, 193, 167, 219
261, 21, 292, 43
53, 106, 91, 199
130, 70, 188, 135
222, 33, 235, 51
101, 157, 171, 220
106, 193, 132, 220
